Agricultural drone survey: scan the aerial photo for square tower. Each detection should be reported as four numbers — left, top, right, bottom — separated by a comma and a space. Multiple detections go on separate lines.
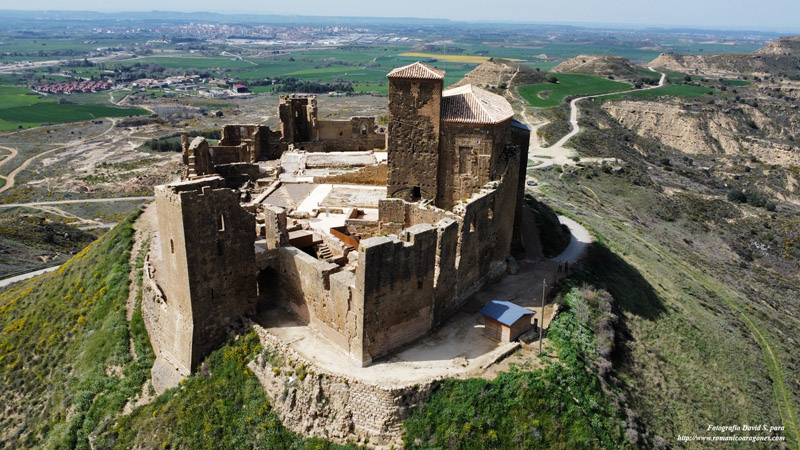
386, 62, 445, 202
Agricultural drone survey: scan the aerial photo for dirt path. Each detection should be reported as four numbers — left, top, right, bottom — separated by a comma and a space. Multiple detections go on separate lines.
520, 68, 666, 169
0, 119, 119, 195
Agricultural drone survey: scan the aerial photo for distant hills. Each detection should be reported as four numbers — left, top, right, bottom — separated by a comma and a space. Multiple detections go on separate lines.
648, 35, 800, 76
551, 54, 641, 80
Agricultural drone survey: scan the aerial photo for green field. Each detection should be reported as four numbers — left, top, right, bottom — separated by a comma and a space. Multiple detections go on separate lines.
519, 73, 632, 108
0, 86, 147, 130
600, 84, 716, 101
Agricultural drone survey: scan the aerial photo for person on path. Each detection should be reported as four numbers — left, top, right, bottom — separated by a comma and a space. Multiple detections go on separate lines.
557, 262, 562, 273
564, 261, 569, 274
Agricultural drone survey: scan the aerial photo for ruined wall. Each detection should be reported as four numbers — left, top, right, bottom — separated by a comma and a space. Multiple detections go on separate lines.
312, 164, 387, 186
218, 124, 273, 161
249, 325, 437, 447
153, 176, 257, 371
316, 117, 386, 152
279, 95, 317, 143
268, 247, 364, 363
436, 120, 511, 209
510, 122, 531, 255
183, 136, 214, 178
386, 78, 443, 201
356, 225, 437, 362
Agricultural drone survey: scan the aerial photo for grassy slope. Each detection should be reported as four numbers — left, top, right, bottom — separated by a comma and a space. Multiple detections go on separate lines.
0, 212, 357, 449
404, 286, 634, 449
104, 334, 358, 450
531, 166, 800, 448
0, 212, 150, 448
519, 73, 631, 108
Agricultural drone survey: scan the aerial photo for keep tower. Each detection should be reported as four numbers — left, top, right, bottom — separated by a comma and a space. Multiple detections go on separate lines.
386, 62, 445, 203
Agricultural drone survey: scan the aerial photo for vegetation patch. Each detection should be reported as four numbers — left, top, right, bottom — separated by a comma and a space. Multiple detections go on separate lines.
0, 211, 152, 449
519, 73, 631, 108
103, 333, 358, 450
403, 285, 634, 449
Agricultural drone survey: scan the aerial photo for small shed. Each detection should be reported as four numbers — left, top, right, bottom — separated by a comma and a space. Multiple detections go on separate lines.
479, 300, 535, 342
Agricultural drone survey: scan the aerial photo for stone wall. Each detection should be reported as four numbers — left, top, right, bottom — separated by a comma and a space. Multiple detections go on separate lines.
267, 246, 365, 363
356, 225, 437, 361
386, 77, 443, 201
316, 117, 386, 152
249, 325, 438, 447
436, 120, 511, 209
313, 164, 387, 186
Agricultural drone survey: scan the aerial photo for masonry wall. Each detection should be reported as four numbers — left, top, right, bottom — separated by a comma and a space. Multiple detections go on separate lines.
436, 120, 511, 209
386, 77, 442, 201
268, 246, 365, 362
316, 117, 386, 152
249, 325, 437, 447
154, 177, 257, 370
356, 224, 437, 362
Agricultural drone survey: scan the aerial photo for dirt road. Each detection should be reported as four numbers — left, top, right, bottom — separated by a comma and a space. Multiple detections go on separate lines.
0, 119, 118, 194
524, 68, 666, 169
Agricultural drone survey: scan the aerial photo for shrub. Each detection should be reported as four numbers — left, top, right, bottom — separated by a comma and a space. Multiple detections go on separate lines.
727, 189, 747, 203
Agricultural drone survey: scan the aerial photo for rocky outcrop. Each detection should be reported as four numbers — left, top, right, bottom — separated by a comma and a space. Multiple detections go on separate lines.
552, 54, 641, 80
602, 100, 800, 165
248, 325, 439, 448
602, 101, 716, 154
754, 35, 800, 57
648, 52, 800, 77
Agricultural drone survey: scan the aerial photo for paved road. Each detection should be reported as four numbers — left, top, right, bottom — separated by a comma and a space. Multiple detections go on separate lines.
552, 215, 593, 264
0, 265, 60, 289
0, 196, 153, 208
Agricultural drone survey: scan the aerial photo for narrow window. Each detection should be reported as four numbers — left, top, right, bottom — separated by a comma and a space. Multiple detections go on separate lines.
170, 238, 174, 254
470, 214, 476, 233
217, 241, 224, 256
361, 126, 367, 136
488, 197, 494, 220
219, 214, 225, 231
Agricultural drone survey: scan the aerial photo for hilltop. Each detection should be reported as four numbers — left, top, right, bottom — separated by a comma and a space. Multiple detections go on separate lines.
552, 54, 641, 80
451, 58, 546, 88
649, 34, 800, 77
755, 35, 800, 57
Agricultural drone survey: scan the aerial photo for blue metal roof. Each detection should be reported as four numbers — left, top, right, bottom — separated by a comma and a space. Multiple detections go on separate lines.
479, 300, 535, 326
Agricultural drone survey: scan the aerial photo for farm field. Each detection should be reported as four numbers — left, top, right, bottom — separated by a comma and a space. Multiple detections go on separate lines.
0, 85, 148, 130
400, 52, 525, 64
599, 84, 716, 101
519, 73, 631, 108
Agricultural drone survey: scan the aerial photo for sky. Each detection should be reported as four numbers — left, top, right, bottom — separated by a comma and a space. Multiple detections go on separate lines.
2, 0, 800, 32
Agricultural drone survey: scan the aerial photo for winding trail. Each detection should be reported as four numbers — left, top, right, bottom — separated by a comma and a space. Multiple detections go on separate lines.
0, 119, 118, 194
523, 68, 666, 169
552, 215, 593, 264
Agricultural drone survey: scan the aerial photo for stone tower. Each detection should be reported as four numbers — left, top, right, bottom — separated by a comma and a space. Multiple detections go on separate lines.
386, 62, 445, 202
279, 94, 318, 143
152, 176, 256, 384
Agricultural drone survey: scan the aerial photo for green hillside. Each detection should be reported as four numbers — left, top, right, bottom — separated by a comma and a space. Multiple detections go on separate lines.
0, 213, 355, 449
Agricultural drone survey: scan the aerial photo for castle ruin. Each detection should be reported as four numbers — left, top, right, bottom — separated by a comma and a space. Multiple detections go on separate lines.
143, 62, 531, 392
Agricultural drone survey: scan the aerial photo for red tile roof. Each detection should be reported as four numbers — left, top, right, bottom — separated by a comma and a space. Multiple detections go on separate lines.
386, 62, 445, 80
440, 84, 514, 125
